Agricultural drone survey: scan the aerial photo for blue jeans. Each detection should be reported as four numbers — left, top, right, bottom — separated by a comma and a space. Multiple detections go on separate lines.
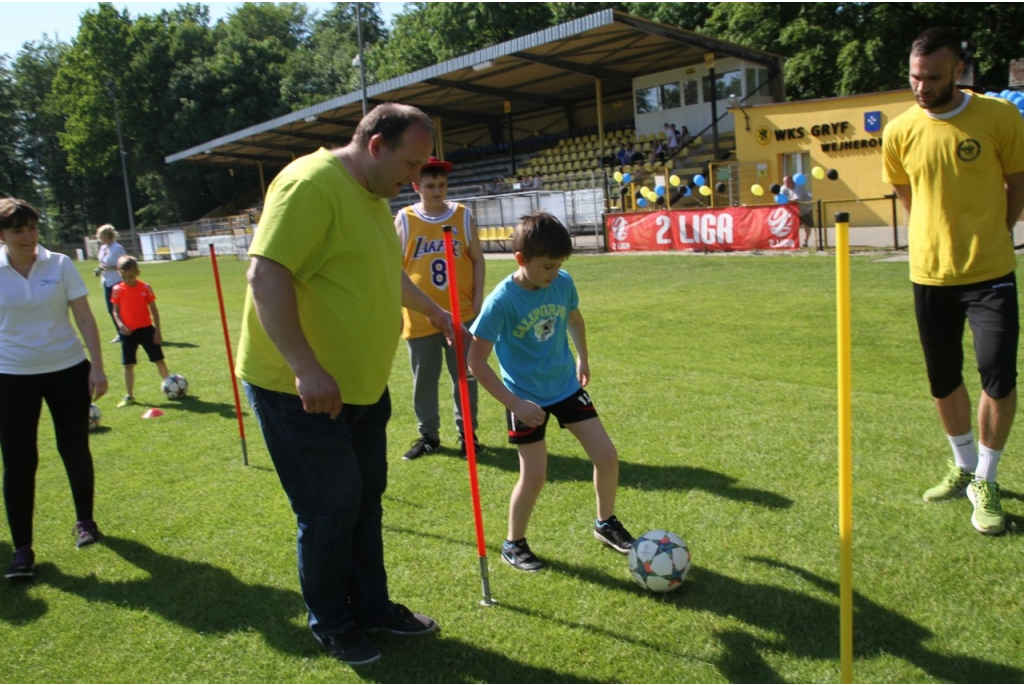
244, 382, 394, 637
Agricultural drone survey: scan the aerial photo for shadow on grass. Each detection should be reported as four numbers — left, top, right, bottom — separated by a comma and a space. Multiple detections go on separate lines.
39, 536, 310, 656
156, 396, 245, 420
159, 340, 199, 349
0, 542, 48, 625
476, 446, 793, 509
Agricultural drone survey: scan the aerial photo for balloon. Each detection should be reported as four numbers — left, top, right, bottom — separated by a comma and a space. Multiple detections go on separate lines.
656, 196, 665, 205
699, 185, 712, 196
655, 185, 666, 197
613, 171, 623, 183
683, 185, 692, 196
715, 182, 726, 193
811, 166, 826, 180
775, 193, 789, 204
693, 174, 706, 187
669, 175, 681, 187
826, 168, 839, 180
637, 197, 648, 207
641, 187, 653, 199
751, 184, 764, 197
793, 173, 807, 186
769, 183, 781, 195
622, 173, 632, 184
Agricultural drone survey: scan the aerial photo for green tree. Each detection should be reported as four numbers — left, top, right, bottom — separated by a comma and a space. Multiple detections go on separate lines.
0, 55, 33, 198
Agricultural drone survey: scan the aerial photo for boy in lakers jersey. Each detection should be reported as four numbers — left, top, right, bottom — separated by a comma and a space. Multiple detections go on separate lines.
395, 157, 486, 459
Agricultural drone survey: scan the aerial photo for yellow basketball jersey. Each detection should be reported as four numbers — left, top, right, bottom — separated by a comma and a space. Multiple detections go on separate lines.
398, 202, 477, 339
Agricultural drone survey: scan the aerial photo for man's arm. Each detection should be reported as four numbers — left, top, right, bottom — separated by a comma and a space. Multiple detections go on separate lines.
248, 255, 342, 419
892, 183, 912, 216
1004, 171, 1024, 233
401, 270, 455, 343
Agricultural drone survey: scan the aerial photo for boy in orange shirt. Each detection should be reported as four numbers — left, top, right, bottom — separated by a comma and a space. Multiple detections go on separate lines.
110, 256, 169, 406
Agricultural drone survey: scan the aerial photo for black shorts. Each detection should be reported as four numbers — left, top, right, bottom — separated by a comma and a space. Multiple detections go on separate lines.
121, 326, 165, 366
506, 387, 598, 445
913, 272, 1019, 399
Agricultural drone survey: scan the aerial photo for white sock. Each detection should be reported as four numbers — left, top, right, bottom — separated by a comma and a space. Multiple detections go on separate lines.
976, 444, 1003, 483
947, 431, 977, 472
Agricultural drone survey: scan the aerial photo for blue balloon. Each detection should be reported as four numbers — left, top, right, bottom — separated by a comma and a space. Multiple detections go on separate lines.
793, 173, 807, 186
775, 193, 789, 204
637, 197, 648, 207
622, 173, 633, 184
693, 174, 706, 187
655, 185, 666, 197
683, 185, 692, 196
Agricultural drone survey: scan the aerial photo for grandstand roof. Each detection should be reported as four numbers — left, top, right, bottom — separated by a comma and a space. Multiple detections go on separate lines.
165, 9, 784, 169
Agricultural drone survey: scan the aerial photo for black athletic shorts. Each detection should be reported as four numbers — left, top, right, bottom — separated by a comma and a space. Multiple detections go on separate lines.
913, 272, 1019, 399
506, 387, 598, 445
121, 325, 165, 366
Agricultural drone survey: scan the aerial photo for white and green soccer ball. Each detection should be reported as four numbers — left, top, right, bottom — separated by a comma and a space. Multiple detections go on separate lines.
88, 403, 102, 431
627, 529, 691, 593
161, 373, 189, 399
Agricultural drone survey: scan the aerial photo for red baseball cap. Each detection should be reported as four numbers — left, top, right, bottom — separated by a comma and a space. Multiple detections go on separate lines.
421, 156, 453, 174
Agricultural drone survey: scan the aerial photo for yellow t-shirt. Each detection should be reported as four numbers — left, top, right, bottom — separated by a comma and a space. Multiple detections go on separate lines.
882, 93, 1024, 286
235, 148, 402, 404
397, 202, 477, 339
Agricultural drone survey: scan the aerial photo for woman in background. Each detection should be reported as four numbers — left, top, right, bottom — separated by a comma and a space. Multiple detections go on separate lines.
95, 224, 126, 342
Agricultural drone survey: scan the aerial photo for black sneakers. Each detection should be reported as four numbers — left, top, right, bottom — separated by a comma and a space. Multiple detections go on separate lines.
458, 434, 481, 458
5, 545, 35, 581
363, 603, 438, 635
403, 436, 440, 461
593, 515, 634, 553
316, 630, 381, 666
501, 538, 545, 572
74, 520, 103, 548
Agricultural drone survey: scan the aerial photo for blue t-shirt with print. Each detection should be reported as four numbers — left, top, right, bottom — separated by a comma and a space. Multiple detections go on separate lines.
470, 269, 579, 406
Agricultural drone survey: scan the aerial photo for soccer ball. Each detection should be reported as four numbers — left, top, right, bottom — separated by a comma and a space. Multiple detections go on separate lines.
88, 404, 102, 431
627, 529, 691, 593
161, 374, 189, 399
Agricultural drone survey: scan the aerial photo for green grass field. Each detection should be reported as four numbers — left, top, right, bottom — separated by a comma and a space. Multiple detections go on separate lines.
1, 251, 1022, 683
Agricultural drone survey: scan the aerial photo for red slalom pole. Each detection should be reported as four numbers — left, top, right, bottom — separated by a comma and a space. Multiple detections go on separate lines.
442, 225, 496, 607
209, 244, 249, 466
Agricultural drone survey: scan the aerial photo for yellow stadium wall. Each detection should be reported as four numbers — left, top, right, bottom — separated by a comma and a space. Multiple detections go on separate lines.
731, 90, 915, 227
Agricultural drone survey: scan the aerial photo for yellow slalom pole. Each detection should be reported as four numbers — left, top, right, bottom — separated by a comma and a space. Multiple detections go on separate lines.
835, 211, 853, 683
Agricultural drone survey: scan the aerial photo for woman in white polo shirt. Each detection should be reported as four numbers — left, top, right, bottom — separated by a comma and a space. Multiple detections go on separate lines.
95, 224, 126, 343
0, 198, 108, 582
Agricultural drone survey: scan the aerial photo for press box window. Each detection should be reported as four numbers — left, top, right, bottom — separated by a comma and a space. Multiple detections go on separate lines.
635, 82, 681, 114
701, 70, 742, 102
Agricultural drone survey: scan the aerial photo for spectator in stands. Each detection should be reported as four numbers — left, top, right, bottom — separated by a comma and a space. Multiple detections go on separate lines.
664, 123, 679, 151
678, 126, 693, 147
649, 140, 668, 165
780, 175, 814, 247
616, 144, 631, 167
532, 172, 543, 190
395, 157, 485, 461
626, 143, 644, 165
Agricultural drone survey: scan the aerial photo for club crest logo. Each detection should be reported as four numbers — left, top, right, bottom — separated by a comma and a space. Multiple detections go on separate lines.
755, 126, 771, 145
957, 138, 981, 162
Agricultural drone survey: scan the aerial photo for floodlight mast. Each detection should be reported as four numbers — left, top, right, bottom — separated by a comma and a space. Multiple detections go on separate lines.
107, 79, 138, 258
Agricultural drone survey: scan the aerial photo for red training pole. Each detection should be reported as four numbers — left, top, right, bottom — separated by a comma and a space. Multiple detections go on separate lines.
442, 225, 496, 606
209, 244, 249, 466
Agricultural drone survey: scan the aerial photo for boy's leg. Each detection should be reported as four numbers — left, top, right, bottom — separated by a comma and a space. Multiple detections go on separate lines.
123, 365, 136, 399
155, 360, 169, 379
566, 417, 619, 521
508, 440, 547, 541
443, 332, 478, 436
407, 334, 444, 442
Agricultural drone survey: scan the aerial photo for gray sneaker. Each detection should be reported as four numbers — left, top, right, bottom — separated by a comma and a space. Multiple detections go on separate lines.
501, 538, 544, 572
922, 461, 973, 502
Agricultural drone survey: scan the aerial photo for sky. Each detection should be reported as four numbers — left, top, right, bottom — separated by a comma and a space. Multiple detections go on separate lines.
0, 1, 405, 58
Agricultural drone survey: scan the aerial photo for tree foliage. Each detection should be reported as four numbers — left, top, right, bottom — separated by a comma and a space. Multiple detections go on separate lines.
2, 2, 1023, 239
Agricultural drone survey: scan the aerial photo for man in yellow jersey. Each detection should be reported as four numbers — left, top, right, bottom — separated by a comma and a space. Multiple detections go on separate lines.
396, 157, 486, 460
236, 103, 454, 666
883, 27, 1024, 535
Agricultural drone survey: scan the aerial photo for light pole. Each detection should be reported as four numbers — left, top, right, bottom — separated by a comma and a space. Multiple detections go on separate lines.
355, 3, 367, 116
107, 79, 138, 257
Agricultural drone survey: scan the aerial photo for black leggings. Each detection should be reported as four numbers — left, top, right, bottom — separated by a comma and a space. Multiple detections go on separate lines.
0, 360, 96, 549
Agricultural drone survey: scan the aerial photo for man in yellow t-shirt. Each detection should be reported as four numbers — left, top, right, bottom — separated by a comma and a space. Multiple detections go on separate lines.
395, 157, 486, 460
236, 103, 454, 666
883, 27, 1024, 536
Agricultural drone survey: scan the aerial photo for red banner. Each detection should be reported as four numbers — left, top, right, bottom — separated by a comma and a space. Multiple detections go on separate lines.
606, 205, 801, 252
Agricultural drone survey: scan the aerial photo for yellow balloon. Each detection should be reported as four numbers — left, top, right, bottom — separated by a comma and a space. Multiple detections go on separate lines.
811, 166, 826, 180
613, 171, 623, 183
751, 184, 764, 197
642, 187, 654, 199
669, 175, 681, 187
699, 185, 712, 196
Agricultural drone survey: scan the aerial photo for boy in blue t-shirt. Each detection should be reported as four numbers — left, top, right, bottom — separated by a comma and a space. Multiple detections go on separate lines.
468, 211, 634, 572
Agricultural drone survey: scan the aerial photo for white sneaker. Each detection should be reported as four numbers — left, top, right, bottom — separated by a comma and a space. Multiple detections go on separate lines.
110, 335, 121, 343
